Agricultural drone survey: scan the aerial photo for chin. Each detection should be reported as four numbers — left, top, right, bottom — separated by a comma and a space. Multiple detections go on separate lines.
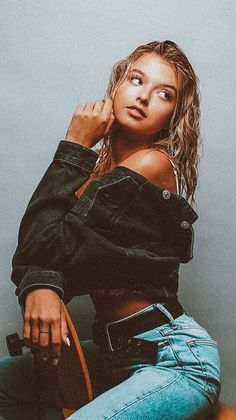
116, 120, 155, 138
114, 110, 159, 137
115, 114, 142, 132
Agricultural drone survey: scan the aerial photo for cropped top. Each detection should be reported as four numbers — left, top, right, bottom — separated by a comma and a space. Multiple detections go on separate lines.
91, 155, 181, 298
11, 140, 198, 306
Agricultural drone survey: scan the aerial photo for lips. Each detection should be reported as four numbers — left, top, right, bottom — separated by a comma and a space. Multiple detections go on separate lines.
126, 106, 146, 118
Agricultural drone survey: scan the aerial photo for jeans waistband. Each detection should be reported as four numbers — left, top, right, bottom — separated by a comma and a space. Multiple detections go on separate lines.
92, 299, 184, 353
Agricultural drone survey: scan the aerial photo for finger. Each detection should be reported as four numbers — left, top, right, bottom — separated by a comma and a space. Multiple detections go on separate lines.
104, 112, 115, 135
30, 318, 40, 348
61, 311, 70, 347
50, 319, 61, 366
39, 328, 50, 362
93, 99, 106, 113
101, 97, 113, 117
73, 105, 84, 116
83, 102, 94, 112
23, 318, 31, 347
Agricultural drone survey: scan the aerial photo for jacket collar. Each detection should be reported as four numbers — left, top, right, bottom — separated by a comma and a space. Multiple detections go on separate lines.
112, 166, 198, 225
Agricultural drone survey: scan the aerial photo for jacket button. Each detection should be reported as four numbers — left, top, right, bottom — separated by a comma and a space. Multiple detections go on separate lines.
180, 220, 190, 229
162, 189, 171, 200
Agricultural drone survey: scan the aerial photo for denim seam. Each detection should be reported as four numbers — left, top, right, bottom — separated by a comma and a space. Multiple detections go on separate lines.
138, 179, 150, 190
54, 158, 93, 174
154, 303, 175, 323
18, 283, 64, 300
175, 326, 207, 331
23, 270, 61, 281
106, 372, 183, 419
187, 339, 218, 347
167, 338, 184, 369
159, 325, 207, 335
55, 140, 99, 160
186, 341, 209, 399
181, 370, 216, 407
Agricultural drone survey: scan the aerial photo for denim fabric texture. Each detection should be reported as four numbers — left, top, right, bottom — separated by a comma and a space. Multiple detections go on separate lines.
0, 305, 221, 419
71, 306, 221, 419
11, 141, 198, 306
5, 140, 222, 419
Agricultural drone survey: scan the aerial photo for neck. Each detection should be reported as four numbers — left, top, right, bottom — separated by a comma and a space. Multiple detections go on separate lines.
109, 124, 156, 169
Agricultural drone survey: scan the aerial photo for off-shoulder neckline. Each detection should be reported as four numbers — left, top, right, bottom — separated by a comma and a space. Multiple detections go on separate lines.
111, 165, 198, 223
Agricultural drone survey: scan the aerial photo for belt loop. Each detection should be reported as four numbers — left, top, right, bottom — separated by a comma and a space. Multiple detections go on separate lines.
154, 303, 176, 325
104, 323, 115, 352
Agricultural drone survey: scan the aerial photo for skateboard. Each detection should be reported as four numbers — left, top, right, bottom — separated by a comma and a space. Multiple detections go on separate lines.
6, 300, 93, 415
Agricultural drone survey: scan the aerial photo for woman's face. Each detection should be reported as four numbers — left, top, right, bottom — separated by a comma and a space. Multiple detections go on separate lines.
112, 53, 179, 140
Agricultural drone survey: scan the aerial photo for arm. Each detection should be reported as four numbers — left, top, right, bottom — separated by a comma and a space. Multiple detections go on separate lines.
12, 140, 99, 304
12, 98, 115, 305
13, 98, 114, 365
11, 140, 99, 365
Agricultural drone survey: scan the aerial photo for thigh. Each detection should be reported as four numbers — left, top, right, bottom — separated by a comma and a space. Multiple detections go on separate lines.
0, 353, 38, 404
0, 340, 108, 419
80, 340, 118, 398
157, 314, 222, 406
68, 316, 220, 420
67, 365, 212, 420
0, 352, 65, 419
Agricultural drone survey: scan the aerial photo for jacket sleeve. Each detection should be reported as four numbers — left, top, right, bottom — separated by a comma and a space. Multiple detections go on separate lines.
11, 140, 99, 305
12, 140, 180, 306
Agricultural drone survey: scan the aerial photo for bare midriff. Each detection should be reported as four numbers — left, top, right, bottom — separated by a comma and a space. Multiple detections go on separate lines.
89, 292, 158, 322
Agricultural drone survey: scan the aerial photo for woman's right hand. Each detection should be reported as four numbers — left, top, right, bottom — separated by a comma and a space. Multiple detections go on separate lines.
23, 289, 69, 365
65, 97, 115, 148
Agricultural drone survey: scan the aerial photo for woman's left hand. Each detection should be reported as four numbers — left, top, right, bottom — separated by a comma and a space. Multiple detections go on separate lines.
23, 289, 69, 365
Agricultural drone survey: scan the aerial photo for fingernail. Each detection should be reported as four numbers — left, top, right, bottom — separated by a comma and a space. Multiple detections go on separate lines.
66, 337, 71, 347
53, 358, 59, 366
42, 357, 48, 362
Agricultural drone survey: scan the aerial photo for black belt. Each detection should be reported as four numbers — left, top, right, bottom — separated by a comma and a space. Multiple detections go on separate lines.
92, 299, 184, 361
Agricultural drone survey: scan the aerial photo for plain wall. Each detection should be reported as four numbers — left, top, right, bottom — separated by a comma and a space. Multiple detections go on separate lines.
0, 0, 235, 407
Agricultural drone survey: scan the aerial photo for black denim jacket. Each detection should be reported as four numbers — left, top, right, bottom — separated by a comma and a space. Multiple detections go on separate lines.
11, 141, 198, 306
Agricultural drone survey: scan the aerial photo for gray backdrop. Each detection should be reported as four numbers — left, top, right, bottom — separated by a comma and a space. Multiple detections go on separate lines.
1, 0, 235, 408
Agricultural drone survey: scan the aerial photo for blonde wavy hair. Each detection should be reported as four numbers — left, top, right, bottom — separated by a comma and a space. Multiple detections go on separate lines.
92, 40, 201, 205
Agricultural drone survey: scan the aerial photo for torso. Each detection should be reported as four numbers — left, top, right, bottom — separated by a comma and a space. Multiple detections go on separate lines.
75, 150, 178, 322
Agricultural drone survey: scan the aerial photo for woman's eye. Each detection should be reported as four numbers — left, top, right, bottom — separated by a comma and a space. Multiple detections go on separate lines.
158, 90, 170, 100
130, 76, 142, 85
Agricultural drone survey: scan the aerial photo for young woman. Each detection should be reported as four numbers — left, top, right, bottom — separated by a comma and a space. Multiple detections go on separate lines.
0, 40, 221, 419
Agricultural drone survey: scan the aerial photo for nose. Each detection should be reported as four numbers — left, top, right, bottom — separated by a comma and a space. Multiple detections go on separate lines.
137, 90, 149, 106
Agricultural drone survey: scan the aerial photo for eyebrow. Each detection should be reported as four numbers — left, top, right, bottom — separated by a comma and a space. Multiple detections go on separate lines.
129, 68, 177, 95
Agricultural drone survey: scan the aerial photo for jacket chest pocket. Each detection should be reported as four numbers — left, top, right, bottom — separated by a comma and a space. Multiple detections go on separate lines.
79, 176, 140, 234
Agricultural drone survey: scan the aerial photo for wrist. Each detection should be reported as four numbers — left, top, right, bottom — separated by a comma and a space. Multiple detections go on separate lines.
65, 134, 94, 149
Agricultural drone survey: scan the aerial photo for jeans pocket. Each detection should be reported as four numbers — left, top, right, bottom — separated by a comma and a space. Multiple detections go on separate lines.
187, 339, 221, 405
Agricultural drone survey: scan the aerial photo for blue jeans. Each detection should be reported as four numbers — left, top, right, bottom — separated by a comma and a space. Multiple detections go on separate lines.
0, 304, 221, 419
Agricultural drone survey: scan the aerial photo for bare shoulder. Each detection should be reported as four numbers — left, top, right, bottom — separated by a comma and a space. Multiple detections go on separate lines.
119, 148, 177, 193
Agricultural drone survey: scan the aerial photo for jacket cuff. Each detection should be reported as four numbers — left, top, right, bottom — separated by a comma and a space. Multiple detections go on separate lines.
15, 269, 64, 307
54, 140, 99, 173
